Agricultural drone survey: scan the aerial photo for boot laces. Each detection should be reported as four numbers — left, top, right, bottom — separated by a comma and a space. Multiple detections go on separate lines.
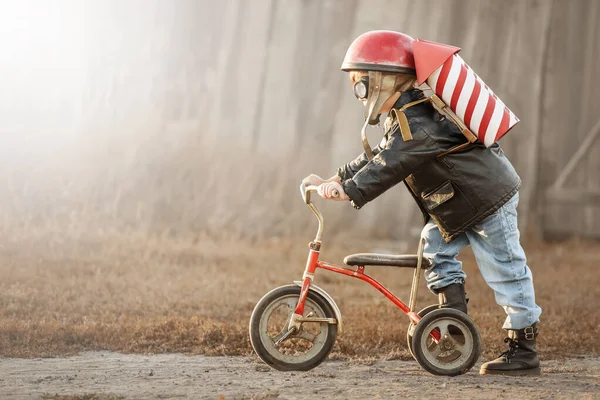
501, 337, 519, 359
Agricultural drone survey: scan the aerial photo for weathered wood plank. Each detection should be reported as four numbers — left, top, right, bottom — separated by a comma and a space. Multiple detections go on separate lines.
539, 0, 600, 239
254, 0, 303, 154
581, 0, 600, 237
216, 0, 274, 146
546, 188, 600, 205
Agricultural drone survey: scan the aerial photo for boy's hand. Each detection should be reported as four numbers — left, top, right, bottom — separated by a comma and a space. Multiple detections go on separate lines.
302, 174, 326, 186
318, 182, 349, 201
302, 174, 342, 186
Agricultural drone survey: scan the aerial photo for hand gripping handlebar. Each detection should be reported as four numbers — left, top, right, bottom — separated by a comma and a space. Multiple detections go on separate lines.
299, 183, 339, 243
300, 183, 339, 204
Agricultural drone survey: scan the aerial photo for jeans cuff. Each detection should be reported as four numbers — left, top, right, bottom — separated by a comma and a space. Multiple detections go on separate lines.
427, 277, 466, 294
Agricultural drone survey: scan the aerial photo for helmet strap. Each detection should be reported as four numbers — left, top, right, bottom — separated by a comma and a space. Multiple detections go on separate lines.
363, 71, 388, 124
360, 120, 374, 160
361, 72, 415, 159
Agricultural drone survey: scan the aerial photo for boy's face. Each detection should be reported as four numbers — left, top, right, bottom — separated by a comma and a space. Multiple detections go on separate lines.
348, 71, 369, 106
348, 70, 404, 114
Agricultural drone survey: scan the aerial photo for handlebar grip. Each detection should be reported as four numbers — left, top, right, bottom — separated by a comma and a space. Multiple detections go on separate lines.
301, 183, 339, 202
301, 183, 319, 204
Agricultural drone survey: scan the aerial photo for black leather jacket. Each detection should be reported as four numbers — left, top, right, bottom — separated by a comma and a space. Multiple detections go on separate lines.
337, 89, 521, 243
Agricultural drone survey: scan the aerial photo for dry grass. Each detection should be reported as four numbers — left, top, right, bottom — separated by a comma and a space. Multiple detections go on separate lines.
0, 227, 598, 362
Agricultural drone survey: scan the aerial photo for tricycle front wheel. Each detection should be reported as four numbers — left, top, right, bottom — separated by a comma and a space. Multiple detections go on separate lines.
249, 285, 338, 371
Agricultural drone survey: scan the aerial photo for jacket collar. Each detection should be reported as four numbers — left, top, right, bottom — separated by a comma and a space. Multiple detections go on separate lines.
383, 89, 427, 134
393, 88, 426, 109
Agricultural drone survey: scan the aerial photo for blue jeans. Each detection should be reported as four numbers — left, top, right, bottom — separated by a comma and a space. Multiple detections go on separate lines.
422, 193, 542, 329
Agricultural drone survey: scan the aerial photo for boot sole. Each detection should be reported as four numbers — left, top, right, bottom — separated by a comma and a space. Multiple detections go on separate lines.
480, 367, 541, 376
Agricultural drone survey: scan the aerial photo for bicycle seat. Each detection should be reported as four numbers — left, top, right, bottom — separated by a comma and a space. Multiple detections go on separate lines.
343, 253, 431, 269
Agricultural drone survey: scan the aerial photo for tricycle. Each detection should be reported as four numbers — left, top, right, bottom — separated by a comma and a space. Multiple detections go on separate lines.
249, 183, 481, 376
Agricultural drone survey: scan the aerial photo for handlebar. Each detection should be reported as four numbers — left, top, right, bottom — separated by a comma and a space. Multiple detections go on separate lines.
300, 182, 340, 243
300, 183, 339, 204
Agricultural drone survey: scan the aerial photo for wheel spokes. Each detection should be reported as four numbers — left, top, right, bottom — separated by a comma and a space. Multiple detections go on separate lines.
421, 317, 474, 367
425, 342, 443, 358
435, 320, 450, 338
282, 297, 299, 312
296, 328, 318, 342
253, 289, 338, 370
410, 310, 480, 375
265, 299, 323, 347
452, 339, 470, 355
271, 327, 292, 345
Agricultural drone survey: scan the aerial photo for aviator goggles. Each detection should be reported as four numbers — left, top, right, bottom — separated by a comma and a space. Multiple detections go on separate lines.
353, 76, 369, 100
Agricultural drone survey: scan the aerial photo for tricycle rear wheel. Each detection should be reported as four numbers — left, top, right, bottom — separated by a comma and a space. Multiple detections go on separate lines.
411, 308, 481, 376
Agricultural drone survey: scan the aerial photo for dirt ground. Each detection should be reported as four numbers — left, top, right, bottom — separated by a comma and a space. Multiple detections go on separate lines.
0, 352, 598, 400
1, 231, 599, 399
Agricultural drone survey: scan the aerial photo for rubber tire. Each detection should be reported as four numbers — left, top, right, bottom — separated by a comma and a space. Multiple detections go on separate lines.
249, 285, 338, 371
411, 308, 481, 376
406, 304, 439, 360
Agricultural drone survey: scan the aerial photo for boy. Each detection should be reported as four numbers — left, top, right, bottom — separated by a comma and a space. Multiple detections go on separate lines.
303, 30, 542, 376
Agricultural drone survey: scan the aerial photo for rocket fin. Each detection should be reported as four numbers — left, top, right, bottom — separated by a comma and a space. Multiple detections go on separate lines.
413, 39, 461, 85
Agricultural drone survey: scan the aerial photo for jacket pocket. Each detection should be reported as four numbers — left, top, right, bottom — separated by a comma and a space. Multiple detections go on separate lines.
422, 181, 477, 231
423, 181, 455, 210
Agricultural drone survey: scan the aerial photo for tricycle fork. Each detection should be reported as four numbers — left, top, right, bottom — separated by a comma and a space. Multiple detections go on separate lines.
288, 241, 321, 332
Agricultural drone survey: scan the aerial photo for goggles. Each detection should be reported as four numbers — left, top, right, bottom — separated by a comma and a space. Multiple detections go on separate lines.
353, 76, 369, 100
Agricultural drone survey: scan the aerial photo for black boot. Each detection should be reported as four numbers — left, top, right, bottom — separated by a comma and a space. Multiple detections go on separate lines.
480, 325, 540, 376
438, 283, 468, 314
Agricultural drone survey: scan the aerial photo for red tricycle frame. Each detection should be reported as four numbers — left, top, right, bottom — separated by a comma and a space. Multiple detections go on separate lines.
292, 244, 441, 343
288, 184, 442, 342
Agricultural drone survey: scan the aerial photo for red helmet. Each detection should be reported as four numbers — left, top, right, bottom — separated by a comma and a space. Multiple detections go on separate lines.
341, 30, 416, 75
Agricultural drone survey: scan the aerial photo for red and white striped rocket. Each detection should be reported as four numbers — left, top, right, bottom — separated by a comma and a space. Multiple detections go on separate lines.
413, 39, 519, 147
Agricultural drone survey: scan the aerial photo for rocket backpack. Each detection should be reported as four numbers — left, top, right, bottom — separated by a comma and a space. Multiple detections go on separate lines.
412, 39, 519, 147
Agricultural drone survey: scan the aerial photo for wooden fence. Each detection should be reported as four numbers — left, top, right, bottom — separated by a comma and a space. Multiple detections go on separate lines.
194, 0, 600, 239
0, 0, 598, 240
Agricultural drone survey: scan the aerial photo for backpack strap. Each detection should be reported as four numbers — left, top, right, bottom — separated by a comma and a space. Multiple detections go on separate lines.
429, 94, 480, 158
429, 94, 478, 143
389, 97, 430, 141
389, 94, 479, 158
